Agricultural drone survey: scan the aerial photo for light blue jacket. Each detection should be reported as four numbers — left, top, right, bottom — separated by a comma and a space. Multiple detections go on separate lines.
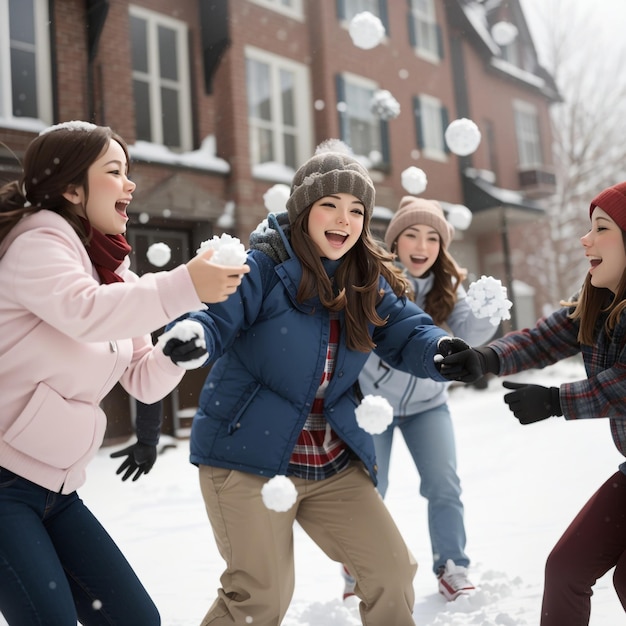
175, 213, 450, 483
359, 272, 497, 417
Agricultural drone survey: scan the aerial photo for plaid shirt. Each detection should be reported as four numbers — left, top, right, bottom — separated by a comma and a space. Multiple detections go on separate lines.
288, 313, 350, 480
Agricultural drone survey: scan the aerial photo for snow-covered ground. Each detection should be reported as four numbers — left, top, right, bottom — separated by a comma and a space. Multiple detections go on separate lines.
2, 356, 624, 625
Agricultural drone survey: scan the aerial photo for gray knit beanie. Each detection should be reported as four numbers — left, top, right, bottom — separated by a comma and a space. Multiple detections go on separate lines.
384, 196, 454, 251
285, 139, 375, 223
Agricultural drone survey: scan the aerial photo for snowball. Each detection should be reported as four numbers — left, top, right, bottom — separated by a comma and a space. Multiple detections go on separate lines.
197, 233, 247, 266
348, 11, 385, 50
466, 276, 513, 326
263, 184, 291, 213
445, 118, 482, 156
355, 394, 393, 435
146, 242, 172, 267
261, 475, 297, 512
157, 319, 208, 370
446, 204, 473, 231
401, 166, 428, 195
370, 89, 401, 120
491, 21, 519, 47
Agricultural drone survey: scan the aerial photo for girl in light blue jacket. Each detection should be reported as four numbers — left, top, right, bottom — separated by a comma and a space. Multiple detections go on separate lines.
351, 196, 496, 602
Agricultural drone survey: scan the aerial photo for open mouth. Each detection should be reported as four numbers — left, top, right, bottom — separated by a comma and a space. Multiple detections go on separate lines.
115, 200, 130, 217
326, 231, 349, 247
589, 258, 601, 268
409, 255, 428, 264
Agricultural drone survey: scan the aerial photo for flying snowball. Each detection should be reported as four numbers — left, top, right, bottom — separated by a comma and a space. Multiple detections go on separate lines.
348, 11, 385, 50
446, 204, 473, 231
445, 118, 482, 156
355, 395, 394, 435
401, 166, 428, 195
146, 242, 172, 267
263, 184, 291, 213
370, 89, 401, 120
261, 475, 297, 512
466, 276, 513, 326
197, 233, 247, 266
491, 21, 519, 47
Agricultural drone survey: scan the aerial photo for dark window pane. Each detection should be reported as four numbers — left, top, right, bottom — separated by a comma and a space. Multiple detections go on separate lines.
158, 26, 178, 81
283, 133, 296, 169
247, 59, 271, 121
9, 0, 35, 44
161, 87, 180, 147
133, 80, 152, 141
280, 69, 294, 126
11, 49, 37, 118
130, 16, 148, 73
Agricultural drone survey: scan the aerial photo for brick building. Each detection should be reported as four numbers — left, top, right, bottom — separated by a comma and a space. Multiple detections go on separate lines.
0, 0, 560, 439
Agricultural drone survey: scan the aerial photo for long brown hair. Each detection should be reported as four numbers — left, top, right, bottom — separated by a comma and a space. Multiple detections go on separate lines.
290, 207, 410, 352
0, 125, 129, 245
566, 231, 626, 344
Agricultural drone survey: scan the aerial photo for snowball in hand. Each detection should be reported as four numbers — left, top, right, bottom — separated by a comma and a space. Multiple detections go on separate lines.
348, 11, 385, 50
401, 166, 428, 195
445, 118, 482, 156
370, 89, 400, 120
263, 184, 290, 213
355, 394, 394, 435
261, 475, 297, 512
146, 242, 172, 267
196, 233, 247, 266
157, 319, 208, 370
466, 276, 513, 326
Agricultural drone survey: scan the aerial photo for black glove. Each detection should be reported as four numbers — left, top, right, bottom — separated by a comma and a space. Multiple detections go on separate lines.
161, 337, 207, 365
502, 380, 563, 425
110, 442, 157, 482
436, 338, 499, 384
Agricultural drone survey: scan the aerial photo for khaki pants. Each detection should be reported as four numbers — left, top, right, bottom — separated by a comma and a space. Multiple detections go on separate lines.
198, 461, 417, 626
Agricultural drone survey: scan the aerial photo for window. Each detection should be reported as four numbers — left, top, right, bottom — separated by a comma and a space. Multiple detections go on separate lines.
0, 0, 52, 123
129, 6, 192, 151
338, 0, 388, 24
337, 73, 388, 165
413, 94, 448, 160
246, 47, 312, 171
513, 100, 543, 167
408, 0, 442, 62
248, 0, 304, 19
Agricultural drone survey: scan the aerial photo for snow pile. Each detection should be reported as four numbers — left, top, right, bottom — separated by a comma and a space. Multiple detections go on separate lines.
261, 475, 298, 512
445, 118, 482, 156
355, 395, 394, 435
263, 184, 291, 213
196, 233, 247, 266
146, 242, 172, 267
157, 319, 207, 370
348, 12, 385, 50
370, 89, 401, 120
466, 276, 513, 326
401, 166, 428, 195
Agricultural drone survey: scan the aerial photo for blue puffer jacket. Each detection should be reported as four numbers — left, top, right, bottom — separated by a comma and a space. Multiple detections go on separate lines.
178, 213, 449, 483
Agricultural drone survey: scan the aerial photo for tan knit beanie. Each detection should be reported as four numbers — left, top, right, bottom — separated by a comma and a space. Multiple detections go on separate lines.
285, 139, 375, 223
384, 196, 454, 251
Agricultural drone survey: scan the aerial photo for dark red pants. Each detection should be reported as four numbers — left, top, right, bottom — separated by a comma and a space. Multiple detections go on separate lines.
541, 471, 626, 625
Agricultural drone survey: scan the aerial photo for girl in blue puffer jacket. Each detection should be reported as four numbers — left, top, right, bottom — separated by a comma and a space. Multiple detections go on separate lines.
162, 140, 470, 625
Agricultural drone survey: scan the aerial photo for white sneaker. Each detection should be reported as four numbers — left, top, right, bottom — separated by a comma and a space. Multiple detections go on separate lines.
437, 559, 475, 601
341, 564, 357, 601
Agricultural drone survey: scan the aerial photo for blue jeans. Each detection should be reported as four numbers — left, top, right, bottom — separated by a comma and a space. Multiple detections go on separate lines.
0, 467, 160, 626
373, 404, 469, 575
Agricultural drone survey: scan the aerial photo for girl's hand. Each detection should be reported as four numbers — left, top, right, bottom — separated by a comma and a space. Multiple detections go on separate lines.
186, 248, 250, 303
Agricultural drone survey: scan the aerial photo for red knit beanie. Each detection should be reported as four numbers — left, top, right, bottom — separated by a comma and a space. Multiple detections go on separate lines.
589, 182, 626, 230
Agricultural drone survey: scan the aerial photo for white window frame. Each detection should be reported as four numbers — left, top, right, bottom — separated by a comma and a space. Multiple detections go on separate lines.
513, 99, 543, 167
245, 46, 312, 171
343, 0, 381, 21
409, 0, 439, 62
418, 94, 446, 161
129, 5, 192, 151
339, 72, 382, 162
0, 0, 52, 124
248, 0, 304, 20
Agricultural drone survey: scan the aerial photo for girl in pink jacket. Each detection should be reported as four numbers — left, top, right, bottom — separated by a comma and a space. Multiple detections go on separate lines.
0, 122, 248, 625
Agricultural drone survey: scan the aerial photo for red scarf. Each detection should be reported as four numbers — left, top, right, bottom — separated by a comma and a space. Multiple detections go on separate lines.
79, 217, 131, 284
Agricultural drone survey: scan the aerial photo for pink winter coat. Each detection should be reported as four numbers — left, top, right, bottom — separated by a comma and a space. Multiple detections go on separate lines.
0, 210, 201, 493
